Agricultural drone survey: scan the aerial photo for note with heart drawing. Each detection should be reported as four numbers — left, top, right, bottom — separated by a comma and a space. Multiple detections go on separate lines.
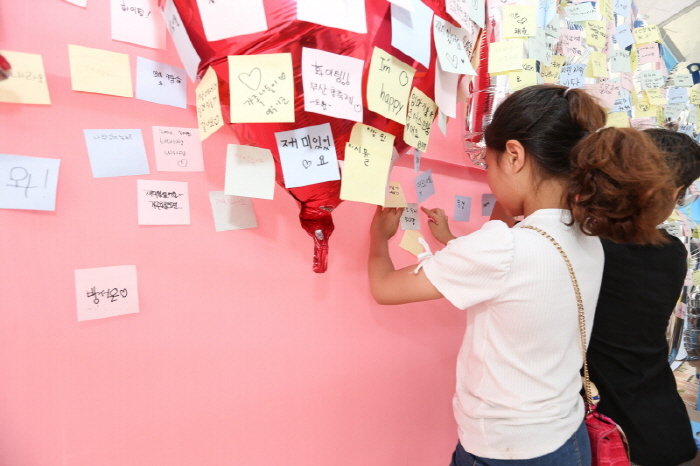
274, 123, 340, 189
433, 15, 476, 75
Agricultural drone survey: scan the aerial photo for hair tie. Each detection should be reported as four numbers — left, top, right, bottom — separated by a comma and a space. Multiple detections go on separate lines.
563, 87, 573, 97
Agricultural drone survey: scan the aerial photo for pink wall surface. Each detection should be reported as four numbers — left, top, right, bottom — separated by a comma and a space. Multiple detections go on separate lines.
0, 2, 491, 465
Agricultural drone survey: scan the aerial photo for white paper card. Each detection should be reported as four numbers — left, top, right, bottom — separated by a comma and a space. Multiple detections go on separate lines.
209, 191, 257, 231
136, 57, 187, 108
0, 154, 60, 211
415, 169, 435, 204
275, 123, 340, 189
84, 129, 150, 178
401, 203, 420, 230
196, 0, 267, 42
391, 0, 434, 68
434, 16, 476, 75
297, 0, 367, 34
163, 0, 201, 82
224, 144, 275, 200
454, 195, 472, 221
111, 0, 166, 49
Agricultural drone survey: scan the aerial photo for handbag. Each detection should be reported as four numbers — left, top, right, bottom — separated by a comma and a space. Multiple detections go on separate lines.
521, 226, 631, 466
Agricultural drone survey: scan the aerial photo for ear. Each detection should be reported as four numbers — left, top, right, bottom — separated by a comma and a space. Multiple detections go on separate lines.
503, 140, 527, 174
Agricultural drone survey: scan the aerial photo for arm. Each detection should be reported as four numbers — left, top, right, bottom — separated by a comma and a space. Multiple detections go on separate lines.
368, 206, 444, 305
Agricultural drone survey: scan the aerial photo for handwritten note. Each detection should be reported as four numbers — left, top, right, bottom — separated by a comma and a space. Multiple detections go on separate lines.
637, 43, 660, 64
196, 0, 267, 42
302, 47, 364, 122
152, 126, 203, 172
385, 181, 408, 208
297, 0, 367, 34
433, 17, 476, 75
209, 192, 257, 231
68, 45, 133, 97
558, 64, 587, 88
367, 47, 416, 124
137, 179, 190, 225
502, 5, 537, 38
275, 123, 340, 189
667, 87, 689, 105
0, 154, 60, 211
83, 129, 150, 178
634, 100, 657, 118
0, 50, 51, 104
640, 70, 665, 90
664, 103, 685, 121
229, 53, 294, 123
509, 59, 539, 92
135, 57, 186, 108
224, 145, 275, 200
691, 89, 700, 105
340, 141, 393, 206
674, 75, 694, 87
610, 88, 631, 113
400, 230, 426, 256
541, 55, 565, 84
196, 67, 223, 140
585, 20, 606, 49
559, 29, 583, 58
404, 88, 437, 152
644, 88, 667, 106
488, 41, 524, 74
614, 0, 630, 17
414, 169, 435, 204
401, 203, 420, 230
633, 25, 662, 45
446, 0, 470, 30
111, 0, 166, 49
74, 265, 139, 322
391, 0, 433, 68
163, 0, 201, 81
467, 0, 485, 28
606, 112, 630, 128
614, 24, 635, 50
481, 193, 496, 216
588, 81, 620, 108
610, 50, 631, 73
454, 195, 472, 222
588, 51, 609, 78
564, 2, 599, 22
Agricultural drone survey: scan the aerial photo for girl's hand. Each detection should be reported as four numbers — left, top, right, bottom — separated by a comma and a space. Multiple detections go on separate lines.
421, 207, 457, 245
370, 206, 403, 241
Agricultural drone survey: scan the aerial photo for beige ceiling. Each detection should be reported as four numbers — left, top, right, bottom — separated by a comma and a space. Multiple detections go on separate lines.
634, 0, 700, 63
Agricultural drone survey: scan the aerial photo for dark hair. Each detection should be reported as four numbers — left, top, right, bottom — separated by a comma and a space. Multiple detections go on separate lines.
484, 84, 675, 244
644, 128, 700, 195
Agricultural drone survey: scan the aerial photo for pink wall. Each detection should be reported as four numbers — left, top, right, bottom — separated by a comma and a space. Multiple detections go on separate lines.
0, 2, 491, 465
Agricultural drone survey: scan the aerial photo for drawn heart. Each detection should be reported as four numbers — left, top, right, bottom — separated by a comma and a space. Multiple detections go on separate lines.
446, 53, 459, 70
119, 289, 128, 298
398, 70, 409, 87
239, 67, 262, 91
302, 160, 312, 169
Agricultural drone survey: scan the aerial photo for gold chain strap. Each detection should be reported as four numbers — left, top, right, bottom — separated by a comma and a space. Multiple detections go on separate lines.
521, 225, 594, 412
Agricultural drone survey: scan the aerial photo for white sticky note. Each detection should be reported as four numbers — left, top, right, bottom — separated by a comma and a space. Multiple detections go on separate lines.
0, 154, 60, 211
674, 75, 694, 87
136, 57, 187, 108
467, 0, 485, 28
609, 50, 631, 73
152, 126, 204, 172
297, 0, 367, 34
196, 0, 267, 42
225, 144, 275, 200
482, 193, 496, 216
137, 179, 190, 225
640, 70, 665, 90
0, 50, 51, 105
111, 0, 166, 49
454, 195, 472, 222
415, 169, 435, 204
433, 16, 476, 75
163, 0, 201, 82
391, 0, 434, 68
275, 123, 340, 189
84, 129, 150, 178
389, 0, 413, 10
434, 62, 458, 118
401, 203, 420, 230
64, 0, 87, 6
302, 48, 364, 122
209, 191, 257, 231
75, 265, 139, 322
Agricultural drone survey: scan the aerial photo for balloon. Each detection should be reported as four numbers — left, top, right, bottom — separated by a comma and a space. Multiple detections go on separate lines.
165, 0, 439, 272
0, 53, 11, 81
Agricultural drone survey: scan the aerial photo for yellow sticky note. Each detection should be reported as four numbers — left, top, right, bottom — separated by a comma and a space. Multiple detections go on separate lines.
509, 69, 538, 92
340, 142, 393, 205
634, 100, 657, 118
367, 47, 416, 125
350, 123, 396, 154
588, 51, 609, 78
404, 87, 437, 152
693, 227, 700, 240
502, 5, 537, 38
693, 269, 700, 287
599, 0, 614, 21
690, 89, 700, 106
541, 55, 565, 84
488, 40, 524, 75
68, 44, 133, 97
633, 25, 662, 45
645, 88, 667, 106
399, 230, 426, 256
585, 21, 607, 49
228, 53, 294, 123
668, 210, 682, 221
385, 181, 408, 208
0, 50, 51, 104
195, 67, 224, 141
606, 112, 630, 128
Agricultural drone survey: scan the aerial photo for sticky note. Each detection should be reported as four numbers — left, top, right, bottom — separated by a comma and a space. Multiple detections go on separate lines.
302, 47, 364, 122
391, 0, 433, 68
64, 0, 87, 6
690, 89, 700, 105
83, 129, 150, 178
467, 0, 485, 28
588, 51, 609, 78
340, 142, 393, 205
400, 229, 426, 256
481, 193, 496, 216
74, 265, 139, 322
350, 123, 396, 154
674, 75, 694, 87
297, 0, 367, 34
614, 24, 635, 50
404, 88, 437, 152
541, 55, 565, 84
614, 0, 630, 17
414, 149, 422, 173
385, 181, 408, 208
606, 112, 630, 128
589, 81, 621, 108
366, 47, 416, 124
401, 203, 420, 230
433, 16, 476, 75
609, 50, 631, 73
229, 53, 295, 123
0, 154, 60, 211
599, 0, 614, 21
664, 103, 685, 121
645, 88, 667, 106
224, 145, 275, 200
502, 5, 537, 38
415, 169, 435, 204
111, 0, 166, 50
558, 64, 587, 89
275, 123, 340, 189
163, 0, 201, 81
560, 30, 583, 58
610, 88, 631, 113
528, 27, 550, 66
679, 125, 695, 138
509, 69, 539, 92
564, 2, 599, 22
137, 179, 190, 225
454, 195, 472, 222
0, 50, 51, 104
488, 40, 524, 74
68, 44, 133, 97
136, 57, 187, 108
639, 70, 665, 90
389, 0, 413, 9
434, 61, 459, 118
585, 21, 607, 49
633, 25, 662, 45
667, 87, 689, 104
196, 0, 267, 41
637, 43, 660, 65
152, 126, 204, 172
446, 0, 472, 30
545, 15, 560, 38
209, 192, 257, 231
195, 67, 223, 140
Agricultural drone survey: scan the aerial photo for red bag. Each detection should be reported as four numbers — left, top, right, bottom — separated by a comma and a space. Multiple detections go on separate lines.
586, 407, 630, 466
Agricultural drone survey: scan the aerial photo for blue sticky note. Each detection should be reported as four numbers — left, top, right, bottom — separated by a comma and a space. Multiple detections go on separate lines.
0, 154, 60, 211
84, 129, 150, 178
481, 193, 496, 216
613, 0, 630, 17
454, 195, 472, 222
667, 87, 689, 104
558, 64, 586, 89
610, 89, 632, 113
136, 57, 187, 109
614, 25, 634, 50
391, 0, 434, 68
414, 169, 435, 204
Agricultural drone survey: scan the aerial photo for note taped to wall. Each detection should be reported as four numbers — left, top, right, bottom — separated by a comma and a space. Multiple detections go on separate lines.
229, 54, 295, 123
111, 0, 166, 50
69, 45, 133, 97
137, 179, 190, 225
0, 50, 51, 105
391, 0, 433, 68
433, 16, 476, 75
84, 129, 150, 178
196, 0, 267, 42
366, 47, 416, 125
209, 191, 257, 232
454, 195, 472, 222
136, 57, 187, 108
163, 0, 201, 82
401, 203, 420, 230
74, 265, 139, 322
275, 123, 341, 189
415, 169, 435, 204
152, 126, 204, 172
297, 0, 367, 34
502, 5, 537, 38
404, 88, 437, 152
0, 154, 60, 211
385, 181, 408, 208
340, 142, 393, 205
196, 67, 224, 140
225, 144, 275, 200
350, 123, 396, 154
399, 229, 425, 256
488, 41, 524, 74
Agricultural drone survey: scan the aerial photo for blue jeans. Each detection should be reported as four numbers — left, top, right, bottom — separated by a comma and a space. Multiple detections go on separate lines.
449, 420, 591, 466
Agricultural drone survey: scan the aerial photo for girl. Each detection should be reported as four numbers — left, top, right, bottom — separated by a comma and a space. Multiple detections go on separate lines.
368, 85, 676, 465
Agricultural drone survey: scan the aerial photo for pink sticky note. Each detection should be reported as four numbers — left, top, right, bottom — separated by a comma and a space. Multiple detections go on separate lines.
587, 82, 620, 108
137, 179, 190, 225
152, 126, 204, 171
620, 72, 634, 93
559, 29, 583, 58
637, 43, 660, 64
74, 265, 139, 322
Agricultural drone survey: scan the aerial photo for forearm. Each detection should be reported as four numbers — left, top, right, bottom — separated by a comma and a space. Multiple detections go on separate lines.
368, 233, 396, 303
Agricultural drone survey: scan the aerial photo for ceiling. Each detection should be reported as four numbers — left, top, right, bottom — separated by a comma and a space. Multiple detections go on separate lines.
634, 0, 700, 63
